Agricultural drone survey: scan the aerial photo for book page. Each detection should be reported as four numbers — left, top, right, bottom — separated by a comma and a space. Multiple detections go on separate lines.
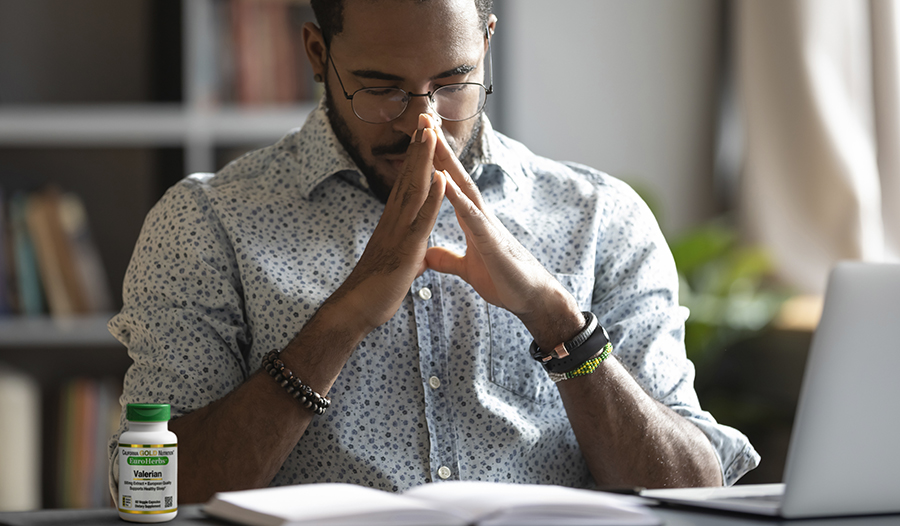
205, 483, 466, 526
403, 481, 659, 526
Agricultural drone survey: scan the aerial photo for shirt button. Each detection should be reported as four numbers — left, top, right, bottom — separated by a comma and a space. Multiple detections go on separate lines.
417, 287, 433, 300
428, 376, 441, 389
437, 466, 452, 479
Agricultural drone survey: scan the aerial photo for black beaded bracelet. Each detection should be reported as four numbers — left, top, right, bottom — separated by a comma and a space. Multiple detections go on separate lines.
262, 351, 330, 416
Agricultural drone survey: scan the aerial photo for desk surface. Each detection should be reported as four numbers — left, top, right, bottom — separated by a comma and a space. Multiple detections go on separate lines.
0, 505, 214, 526
1, 505, 899, 526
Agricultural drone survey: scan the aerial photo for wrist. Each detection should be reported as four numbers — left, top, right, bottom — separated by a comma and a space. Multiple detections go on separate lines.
520, 285, 584, 350
320, 288, 378, 341
280, 299, 367, 393
533, 316, 611, 376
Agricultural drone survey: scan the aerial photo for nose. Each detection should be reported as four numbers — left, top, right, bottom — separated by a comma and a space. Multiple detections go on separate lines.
392, 94, 439, 138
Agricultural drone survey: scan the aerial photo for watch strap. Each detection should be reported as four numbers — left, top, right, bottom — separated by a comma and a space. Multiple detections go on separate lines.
529, 311, 598, 362
537, 321, 611, 374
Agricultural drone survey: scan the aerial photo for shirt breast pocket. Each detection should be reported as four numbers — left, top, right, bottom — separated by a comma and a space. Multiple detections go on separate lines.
488, 273, 595, 402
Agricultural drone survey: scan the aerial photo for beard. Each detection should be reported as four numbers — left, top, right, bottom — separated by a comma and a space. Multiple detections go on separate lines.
324, 84, 483, 203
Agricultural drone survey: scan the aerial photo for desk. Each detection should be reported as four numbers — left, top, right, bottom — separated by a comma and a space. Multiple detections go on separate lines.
0, 506, 214, 526
653, 507, 900, 526
1, 505, 899, 526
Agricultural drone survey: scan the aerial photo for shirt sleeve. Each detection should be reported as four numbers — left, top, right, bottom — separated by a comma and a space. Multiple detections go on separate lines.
106, 176, 252, 489
590, 176, 761, 486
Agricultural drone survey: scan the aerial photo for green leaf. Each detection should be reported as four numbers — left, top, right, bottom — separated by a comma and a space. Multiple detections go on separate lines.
670, 223, 736, 277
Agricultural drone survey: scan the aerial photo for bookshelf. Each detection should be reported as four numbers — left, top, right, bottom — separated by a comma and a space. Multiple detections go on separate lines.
0, 104, 315, 172
0, 0, 318, 510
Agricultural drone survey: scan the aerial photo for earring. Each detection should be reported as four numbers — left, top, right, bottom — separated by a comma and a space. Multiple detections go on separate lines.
314, 73, 324, 83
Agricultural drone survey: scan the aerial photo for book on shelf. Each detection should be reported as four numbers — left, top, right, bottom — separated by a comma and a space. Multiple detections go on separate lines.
56, 377, 121, 509
8, 191, 45, 316
207, 0, 316, 107
0, 186, 111, 318
56, 192, 113, 313
0, 188, 15, 315
57, 379, 78, 508
26, 188, 89, 316
203, 480, 660, 526
0, 366, 41, 512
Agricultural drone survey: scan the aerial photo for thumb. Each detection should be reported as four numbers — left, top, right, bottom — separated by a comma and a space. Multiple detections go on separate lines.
425, 246, 467, 280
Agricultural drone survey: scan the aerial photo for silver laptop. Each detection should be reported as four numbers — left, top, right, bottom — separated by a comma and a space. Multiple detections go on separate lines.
642, 262, 900, 518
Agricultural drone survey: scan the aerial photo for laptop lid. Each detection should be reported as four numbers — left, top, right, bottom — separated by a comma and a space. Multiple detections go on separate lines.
642, 262, 900, 518
779, 262, 900, 518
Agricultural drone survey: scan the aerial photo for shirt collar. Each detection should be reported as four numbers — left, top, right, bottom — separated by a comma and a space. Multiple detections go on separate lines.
288, 98, 530, 200
473, 115, 531, 191
282, 98, 363, 199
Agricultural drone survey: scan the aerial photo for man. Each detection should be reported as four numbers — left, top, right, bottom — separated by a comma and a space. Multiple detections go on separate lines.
109, 0, 759, 503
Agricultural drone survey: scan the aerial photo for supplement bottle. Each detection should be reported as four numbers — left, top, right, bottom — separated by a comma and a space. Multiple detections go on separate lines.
118, 403, 177, 522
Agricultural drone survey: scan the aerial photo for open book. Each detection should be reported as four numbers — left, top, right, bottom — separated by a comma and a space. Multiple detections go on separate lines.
203, 481, 660, 526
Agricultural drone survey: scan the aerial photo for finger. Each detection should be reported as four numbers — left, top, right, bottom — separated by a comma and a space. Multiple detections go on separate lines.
391, 114, 431, 193
434, 126, 486, 210
388, 123, 425, 209
443, 170, 495, 243
389, 125, 438, 223
410, 167, 446, 238
408, 112, 437, 144
424, 112, 439, 131
411, 112, 441, 143
425, 245, 467, 280
410, 168, 446, 279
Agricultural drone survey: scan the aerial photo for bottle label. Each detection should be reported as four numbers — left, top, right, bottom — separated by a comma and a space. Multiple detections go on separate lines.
118, 443, 177, 515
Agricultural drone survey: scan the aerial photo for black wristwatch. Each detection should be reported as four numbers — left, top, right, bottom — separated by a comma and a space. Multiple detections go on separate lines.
530, 311, 610, 374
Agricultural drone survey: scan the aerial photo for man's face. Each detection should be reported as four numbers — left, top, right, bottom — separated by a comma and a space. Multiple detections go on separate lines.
323, 0, 490, 201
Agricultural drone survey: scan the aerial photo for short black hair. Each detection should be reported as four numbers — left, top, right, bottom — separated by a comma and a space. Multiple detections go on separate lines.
310, 0, 493, 48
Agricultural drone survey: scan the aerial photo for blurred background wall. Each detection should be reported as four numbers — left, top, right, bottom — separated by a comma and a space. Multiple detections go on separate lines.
498, 0, 724, 236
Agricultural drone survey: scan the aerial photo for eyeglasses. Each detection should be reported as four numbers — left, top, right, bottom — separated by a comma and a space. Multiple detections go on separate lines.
328, 28, 494, 124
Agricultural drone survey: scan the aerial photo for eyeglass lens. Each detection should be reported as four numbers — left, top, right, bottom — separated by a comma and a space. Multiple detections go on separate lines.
351, 84, 487, 124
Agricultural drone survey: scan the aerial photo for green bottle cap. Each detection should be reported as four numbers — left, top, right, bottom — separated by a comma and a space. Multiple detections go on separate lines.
126, 403, 171, 422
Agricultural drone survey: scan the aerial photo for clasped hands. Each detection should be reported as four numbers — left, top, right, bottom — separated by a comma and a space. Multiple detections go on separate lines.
336, 113, 583, 348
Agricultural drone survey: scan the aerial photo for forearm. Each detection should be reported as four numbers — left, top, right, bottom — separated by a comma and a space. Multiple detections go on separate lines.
170, 300, 365, 503
557, 356, 723, 489
518, 279, 721, 488
170, 372, 310, 503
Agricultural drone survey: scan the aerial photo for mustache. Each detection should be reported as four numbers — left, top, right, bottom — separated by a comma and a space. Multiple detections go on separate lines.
370, 137, 413, 157
370, 132, 456, 157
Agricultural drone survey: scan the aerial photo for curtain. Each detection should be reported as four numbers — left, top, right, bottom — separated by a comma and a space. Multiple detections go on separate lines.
736, 0, 900, 293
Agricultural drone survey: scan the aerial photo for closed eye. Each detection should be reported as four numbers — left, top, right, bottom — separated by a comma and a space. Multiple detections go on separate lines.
437, 84, 468, 93
364, 87, 402, 96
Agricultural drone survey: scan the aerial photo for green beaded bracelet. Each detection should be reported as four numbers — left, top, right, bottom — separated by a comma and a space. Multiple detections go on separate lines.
548, 342, 613, 383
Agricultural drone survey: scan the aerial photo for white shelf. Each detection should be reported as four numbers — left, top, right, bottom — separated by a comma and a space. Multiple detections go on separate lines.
0, 313, 120, 348
0, 102, 316, 173
0, 0, 319, 176
199, 104, 317, 143
0, 103, 316, 146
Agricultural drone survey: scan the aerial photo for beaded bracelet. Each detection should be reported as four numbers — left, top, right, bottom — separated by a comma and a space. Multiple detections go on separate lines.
547, 342, 613, 383
534, 316, 611, 374
262, 350, 330, 416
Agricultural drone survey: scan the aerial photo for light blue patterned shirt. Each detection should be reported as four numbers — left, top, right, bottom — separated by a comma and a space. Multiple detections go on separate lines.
108, 100, 759, 492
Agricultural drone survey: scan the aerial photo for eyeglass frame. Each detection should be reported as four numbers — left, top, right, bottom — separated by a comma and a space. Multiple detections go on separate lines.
326, 25, 494, 124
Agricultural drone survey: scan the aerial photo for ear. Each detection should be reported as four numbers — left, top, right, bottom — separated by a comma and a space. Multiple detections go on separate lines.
302, 22, 328, 81
486, 14, 498, 43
